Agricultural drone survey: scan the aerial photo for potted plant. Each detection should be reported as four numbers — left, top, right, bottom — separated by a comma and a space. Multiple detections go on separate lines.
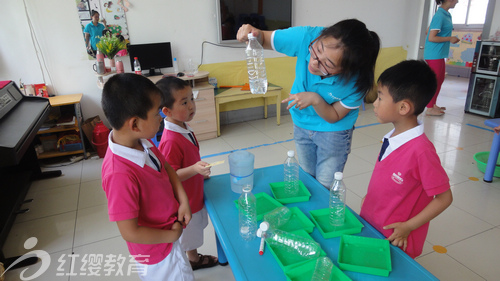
96, 34, 127, 70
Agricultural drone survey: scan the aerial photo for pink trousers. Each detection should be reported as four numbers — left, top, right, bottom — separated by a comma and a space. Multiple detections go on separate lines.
425, 59, 446, 108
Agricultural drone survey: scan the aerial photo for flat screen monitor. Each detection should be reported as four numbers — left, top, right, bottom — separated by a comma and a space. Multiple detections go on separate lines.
127, 42, 173, 76
216, 0, 292, 43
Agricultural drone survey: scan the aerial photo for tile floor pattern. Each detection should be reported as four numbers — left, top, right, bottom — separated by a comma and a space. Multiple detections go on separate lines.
3, 76, 500, 280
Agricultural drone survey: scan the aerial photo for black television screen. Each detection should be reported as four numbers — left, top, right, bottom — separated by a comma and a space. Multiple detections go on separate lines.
127, 42, 173, 76
216, 0, 292, 43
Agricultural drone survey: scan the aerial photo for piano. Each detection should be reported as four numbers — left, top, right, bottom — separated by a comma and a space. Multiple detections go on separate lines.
0, 81, 61, 269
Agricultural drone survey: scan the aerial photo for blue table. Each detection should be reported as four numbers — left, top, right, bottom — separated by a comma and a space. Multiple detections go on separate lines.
204, 165, 439, 280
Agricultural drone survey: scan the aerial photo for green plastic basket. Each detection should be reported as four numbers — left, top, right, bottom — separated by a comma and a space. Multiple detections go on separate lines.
269, 181, 311, 204
234, 192, 283, 221
473, 151, 500, 177
338, 235, 392, 277
284, 258, 352, 281
309, 208, 363, 239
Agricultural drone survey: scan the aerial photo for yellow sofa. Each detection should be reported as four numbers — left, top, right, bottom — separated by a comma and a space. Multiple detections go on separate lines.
198, 46, 407, 112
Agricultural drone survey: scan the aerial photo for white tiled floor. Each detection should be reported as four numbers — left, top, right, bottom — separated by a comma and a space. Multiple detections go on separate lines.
3, 76, 500, 280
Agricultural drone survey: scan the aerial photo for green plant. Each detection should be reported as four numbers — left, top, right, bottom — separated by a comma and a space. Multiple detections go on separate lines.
96, 34, 127, 59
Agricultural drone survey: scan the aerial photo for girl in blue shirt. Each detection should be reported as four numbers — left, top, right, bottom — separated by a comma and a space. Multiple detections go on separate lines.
424, 0, 460, 116
237, 19, 380, 188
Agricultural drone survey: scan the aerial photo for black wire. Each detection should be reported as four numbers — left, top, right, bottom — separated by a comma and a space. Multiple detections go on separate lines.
199, 41, 245, 69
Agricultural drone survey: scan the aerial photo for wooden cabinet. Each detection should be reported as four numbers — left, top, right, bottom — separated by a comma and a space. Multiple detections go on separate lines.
149, 71, 217, 140
36, 93, 87, 159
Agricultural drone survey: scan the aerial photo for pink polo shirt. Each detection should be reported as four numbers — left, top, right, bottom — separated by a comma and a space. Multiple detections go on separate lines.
360, 132, 450, 258
102, 134, 180, 265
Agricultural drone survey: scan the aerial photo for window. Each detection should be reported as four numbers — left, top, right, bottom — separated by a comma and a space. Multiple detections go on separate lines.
450, 0, 488, 28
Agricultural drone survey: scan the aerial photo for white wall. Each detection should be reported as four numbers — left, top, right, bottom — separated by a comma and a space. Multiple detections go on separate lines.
0, 0, 424, 124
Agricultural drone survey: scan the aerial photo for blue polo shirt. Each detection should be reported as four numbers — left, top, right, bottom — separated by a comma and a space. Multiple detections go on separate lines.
272, 26, 362, 132
84, 22, 106, 50
424, 7, 453, 60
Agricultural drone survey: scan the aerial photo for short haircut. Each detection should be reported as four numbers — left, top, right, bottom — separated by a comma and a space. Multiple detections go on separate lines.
102, 73, 161, 130
155, 76, 191, 109
377, 60, 437, 116
90, 10, 99, 17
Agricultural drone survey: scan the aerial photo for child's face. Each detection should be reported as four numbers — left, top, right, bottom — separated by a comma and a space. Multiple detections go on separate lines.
139, 94, 163, 139
164, 86, 196, 127
373, 84, 400, 124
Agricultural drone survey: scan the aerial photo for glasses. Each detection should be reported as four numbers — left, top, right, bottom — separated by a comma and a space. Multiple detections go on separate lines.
308, 38, 334, 77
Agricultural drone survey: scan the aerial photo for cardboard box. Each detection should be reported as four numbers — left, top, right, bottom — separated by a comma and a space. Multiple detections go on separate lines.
82, 115, 101, 151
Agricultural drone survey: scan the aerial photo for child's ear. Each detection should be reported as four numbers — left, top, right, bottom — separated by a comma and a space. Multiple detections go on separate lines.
399, 100, 412, 115
126, 117, 140, 132
161, 106, 171, 117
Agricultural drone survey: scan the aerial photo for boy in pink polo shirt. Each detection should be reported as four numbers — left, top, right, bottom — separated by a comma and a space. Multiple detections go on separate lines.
101, 73, 194, 280
360, 60, 453, 258
156, 77, 218, 270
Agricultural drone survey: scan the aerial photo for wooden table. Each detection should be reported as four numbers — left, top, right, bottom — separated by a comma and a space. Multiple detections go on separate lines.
215, 85, 282, 136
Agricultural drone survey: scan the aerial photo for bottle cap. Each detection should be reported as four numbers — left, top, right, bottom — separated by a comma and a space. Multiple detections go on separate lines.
260, 221, 270, 232
174, 58, 177, 61
134, 57, 138, 60
287, 150, 295, 157
334, 172, 343, 180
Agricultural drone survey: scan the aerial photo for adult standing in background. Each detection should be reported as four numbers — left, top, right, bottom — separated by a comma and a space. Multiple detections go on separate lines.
424, 0, 460, 116
84, 10, 107, 58
237, 19, 380, 188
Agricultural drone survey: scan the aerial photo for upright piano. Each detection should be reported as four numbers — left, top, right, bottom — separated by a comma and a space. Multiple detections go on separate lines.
0, 81, 60, 269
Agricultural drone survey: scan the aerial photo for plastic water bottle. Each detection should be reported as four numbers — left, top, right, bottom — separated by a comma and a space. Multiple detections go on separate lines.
311, 257, 333, 281
266, 229, 321, 259
263, 206, 292, 229
284, 150, 299, 196
173, 57, 179, 74
329, 172, 346, 226
238, 185, 257, 241
133, 57, 142, 75
96, 51, 105, 74
246, 33, 267, 94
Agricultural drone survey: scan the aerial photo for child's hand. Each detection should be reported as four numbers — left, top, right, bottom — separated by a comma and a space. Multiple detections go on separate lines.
494, 125, 500, 134
383, 221, 412, 251
177, 203, 192, 227
194, 161, 211, 177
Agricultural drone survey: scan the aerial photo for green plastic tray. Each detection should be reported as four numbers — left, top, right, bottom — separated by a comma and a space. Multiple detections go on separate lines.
267, 229, 326, 273
338, 235, 392, 277
234, 192, 283, 221
269, 181, 311, 204
272, 207, 315, 233
284, 259, 352, 281
309, 208, 363, 239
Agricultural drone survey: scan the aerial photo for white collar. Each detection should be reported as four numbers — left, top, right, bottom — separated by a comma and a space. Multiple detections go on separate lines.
383, 121, 424, 152
163, 119, 194, 134
108, 130, 155, 168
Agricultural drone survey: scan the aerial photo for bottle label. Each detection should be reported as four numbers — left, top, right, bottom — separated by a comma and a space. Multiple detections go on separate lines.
134, 67, 141, 75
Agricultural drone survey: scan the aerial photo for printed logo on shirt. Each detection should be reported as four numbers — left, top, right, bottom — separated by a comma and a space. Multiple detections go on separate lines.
392, 172, 404, 185
328, 92, 339, 101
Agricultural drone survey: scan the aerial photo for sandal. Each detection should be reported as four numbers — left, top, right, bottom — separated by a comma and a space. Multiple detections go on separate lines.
189, 253, 218, 270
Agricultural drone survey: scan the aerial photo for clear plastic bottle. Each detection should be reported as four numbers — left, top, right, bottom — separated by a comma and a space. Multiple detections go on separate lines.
133, 57, 142, 75
266, 229, 321, 259
263, 206, 292, 229
238, 185, 257, 241
96, 51, 105, 74
246, 33, 268, 94
311, 257, 333, 281
173, 57, 179, 74
284, 150, 299, 196
329, 172, 346, 226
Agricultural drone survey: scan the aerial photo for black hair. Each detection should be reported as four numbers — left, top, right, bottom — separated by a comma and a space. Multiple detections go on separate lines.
116, 35, 125, 42
155, 76, 191, 109
91, 10, 99, 17
102, 73, 161, 130
377, 60, 437, 116
319, 19, 380, 96
436, 0, 444, 5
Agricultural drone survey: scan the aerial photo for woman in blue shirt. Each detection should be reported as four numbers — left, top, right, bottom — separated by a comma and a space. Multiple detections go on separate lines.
84, 10, 107, 57
424, 0, 459, 116
237, 19, 380, 188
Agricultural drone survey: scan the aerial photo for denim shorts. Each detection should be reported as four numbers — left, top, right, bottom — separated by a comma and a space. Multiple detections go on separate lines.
293, 125, 353, 188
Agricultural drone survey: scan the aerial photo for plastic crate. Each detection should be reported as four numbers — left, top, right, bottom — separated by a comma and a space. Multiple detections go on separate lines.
270, 207, 315, 233
269, 181, 311, 204
338, 235, 392, 277
59, 142, 82, 152
309, 208, 363, 239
